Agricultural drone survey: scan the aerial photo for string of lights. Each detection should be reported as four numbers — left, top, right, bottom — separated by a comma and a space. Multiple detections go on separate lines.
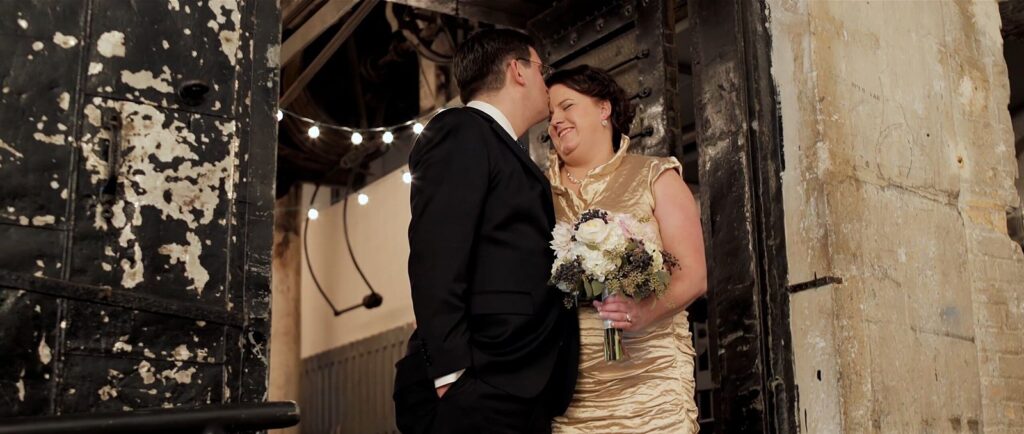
277, 107, 438, 142
285, 106, 436, 315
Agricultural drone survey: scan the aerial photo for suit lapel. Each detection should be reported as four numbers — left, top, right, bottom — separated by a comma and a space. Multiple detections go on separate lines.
465, 107, 556, 227
486, 122, 556, 227
487, 122, 549, 185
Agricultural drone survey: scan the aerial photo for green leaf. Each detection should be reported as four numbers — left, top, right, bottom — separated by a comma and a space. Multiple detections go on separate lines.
591, 280, 606, 298
655, 270, 671, 286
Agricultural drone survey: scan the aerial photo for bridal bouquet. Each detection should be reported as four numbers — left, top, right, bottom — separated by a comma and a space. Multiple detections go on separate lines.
549, 209, 679, 361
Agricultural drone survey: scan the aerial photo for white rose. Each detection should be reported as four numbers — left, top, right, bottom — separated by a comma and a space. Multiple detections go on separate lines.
651, 248, 664, 272
550, 222, 574, 259
573, 244, 619, 281
575, 219, 614, 247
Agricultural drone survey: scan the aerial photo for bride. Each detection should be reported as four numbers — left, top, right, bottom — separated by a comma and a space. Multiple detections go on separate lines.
545, 65, 708, 433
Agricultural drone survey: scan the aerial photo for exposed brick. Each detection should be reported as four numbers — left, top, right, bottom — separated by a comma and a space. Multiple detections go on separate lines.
996, 355, 1024, 380
975, 302, 1010, 329
977, 331, 1024, 355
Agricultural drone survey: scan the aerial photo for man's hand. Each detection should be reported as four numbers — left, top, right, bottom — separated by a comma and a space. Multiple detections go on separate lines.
436, 383, 451, 398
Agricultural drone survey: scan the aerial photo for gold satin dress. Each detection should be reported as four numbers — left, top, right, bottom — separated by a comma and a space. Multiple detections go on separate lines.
548, 138, 700, 434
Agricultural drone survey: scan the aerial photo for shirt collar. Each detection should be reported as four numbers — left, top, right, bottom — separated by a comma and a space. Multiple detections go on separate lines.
466, 100, 517, 141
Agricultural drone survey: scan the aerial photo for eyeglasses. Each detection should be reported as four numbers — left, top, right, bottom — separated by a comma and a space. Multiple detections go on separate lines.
516, 57, 555, 79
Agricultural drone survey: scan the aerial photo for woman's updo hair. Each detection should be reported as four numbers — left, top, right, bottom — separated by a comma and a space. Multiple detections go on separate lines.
545, 65, 636, 151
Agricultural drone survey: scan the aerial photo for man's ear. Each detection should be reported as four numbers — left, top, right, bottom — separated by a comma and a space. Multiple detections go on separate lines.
509, 59, 528, 87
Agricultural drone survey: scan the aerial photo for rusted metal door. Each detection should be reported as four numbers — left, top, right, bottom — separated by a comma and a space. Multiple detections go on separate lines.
527, 0, 682, 160
0, 0, 280, 417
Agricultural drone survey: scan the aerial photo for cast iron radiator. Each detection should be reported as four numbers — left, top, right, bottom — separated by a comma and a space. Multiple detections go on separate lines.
300, 323, 414, 434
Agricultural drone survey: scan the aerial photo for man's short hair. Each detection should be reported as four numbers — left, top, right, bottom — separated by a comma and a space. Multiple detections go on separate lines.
453, 29, 536, 102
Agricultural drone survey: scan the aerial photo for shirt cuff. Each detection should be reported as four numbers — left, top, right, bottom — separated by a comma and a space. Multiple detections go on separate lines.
433, 369, 465, 389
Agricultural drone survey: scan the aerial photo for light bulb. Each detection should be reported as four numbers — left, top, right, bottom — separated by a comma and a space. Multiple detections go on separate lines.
413, 122, 424, 134
307, 208, 319, 220
357, 193, 369, 206
276, 110, 283, 121
402, 171, 412, 184
307, 125, 320, 138
382, 131, 394, 144
351, 132, 363, 145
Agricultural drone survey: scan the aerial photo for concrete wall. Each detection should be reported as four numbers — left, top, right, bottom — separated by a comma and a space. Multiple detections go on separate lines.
769, 0, 1024, 432
299, 168, 415, 359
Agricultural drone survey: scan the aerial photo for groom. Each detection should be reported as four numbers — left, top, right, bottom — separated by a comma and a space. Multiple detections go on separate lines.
393, 29, 579, 433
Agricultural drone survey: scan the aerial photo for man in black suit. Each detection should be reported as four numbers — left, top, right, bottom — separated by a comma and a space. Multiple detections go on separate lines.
393, 29, 579, 433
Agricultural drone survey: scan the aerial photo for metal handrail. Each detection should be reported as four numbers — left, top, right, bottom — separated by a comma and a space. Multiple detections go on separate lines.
0, 401, 300, 434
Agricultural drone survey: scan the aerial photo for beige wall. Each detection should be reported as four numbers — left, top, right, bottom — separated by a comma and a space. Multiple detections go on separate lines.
300, 168, 415, 358
769, 0, 1024, 432
270, 188, 302, 434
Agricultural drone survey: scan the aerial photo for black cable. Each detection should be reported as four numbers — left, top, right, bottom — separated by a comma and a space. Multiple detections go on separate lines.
302, 167, 383, 316
342, 168, 379, 297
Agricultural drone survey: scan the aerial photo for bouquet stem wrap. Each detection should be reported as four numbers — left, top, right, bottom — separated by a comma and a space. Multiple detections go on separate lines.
601, 286, 625, 362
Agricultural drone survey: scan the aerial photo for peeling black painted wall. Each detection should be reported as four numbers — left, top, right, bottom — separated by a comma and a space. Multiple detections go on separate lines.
0, 0, 279, 417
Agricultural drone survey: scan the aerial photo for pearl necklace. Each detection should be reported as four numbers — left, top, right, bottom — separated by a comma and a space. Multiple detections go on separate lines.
564, 169, 584, 185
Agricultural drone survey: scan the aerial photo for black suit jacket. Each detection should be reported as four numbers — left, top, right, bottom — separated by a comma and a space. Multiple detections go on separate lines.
400, 106, 579, 411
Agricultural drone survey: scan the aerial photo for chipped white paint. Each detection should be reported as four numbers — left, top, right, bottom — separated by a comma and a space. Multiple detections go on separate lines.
113, 341, 133, 353
31, 41, 44, 51
170, 366, 196, 384
79, 99, 239, 290
88, 62, 104, 75
102, 263, 113, 271
16, 379, 25, 402
120, 66, 174, 93
162, 40, 170, 50
144, 348, 156, 358
52, 32, 78, 48
0, 139, 24, 159
31, 215, 55, 226
97, 385, 118, 400
208, 0, 241, 66
17, 18, 28, 29
196, 348, 209, 362
84, 103, 102, 127
50, 181, 59, 190
58, 92, 70, 111
97, 31, 126, 58
169, 0, 180, 11
196, 320, 206, 327
184, 28, 192, 36
38, 337, 52, 365
159, 232, 210, 294
172, 344, 192, 361
33, 132, 66, 145
138, 360, 156, 384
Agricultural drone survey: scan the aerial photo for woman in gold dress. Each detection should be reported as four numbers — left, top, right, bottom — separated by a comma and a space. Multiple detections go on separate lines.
545, 65, 708, 433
